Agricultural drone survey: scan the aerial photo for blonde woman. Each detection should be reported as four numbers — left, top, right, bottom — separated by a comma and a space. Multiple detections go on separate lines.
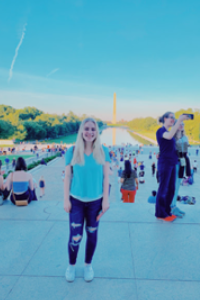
64, 118, 111, 282
171, 122, 191, 217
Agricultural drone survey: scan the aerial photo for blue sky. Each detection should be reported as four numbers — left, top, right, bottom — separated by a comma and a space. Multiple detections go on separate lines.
0, 0, 200, 121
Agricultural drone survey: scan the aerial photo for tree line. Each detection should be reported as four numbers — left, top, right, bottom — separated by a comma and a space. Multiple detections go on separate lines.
0, 105, 104, 141
127, 108, 200, 142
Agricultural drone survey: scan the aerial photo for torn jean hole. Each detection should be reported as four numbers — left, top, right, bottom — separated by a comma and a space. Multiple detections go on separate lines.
70, 234, 82, 252
71, 222, 82, 229
87, 226, 97, 233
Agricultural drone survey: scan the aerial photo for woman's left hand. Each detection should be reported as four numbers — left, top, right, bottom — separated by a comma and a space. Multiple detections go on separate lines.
96, 200, 110, 221
102, 200, 110, 213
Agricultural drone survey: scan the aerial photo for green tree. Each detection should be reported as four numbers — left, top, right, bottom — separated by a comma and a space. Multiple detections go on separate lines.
14, 124, 27, 141
0, 105, 16, 118
0, 120, 14, 138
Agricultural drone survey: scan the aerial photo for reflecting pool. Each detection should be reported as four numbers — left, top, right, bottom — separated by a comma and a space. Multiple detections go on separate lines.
100, 127, 139, 146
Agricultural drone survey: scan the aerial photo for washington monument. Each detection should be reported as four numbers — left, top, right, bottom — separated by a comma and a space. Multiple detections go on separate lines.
112, 92, 117, 124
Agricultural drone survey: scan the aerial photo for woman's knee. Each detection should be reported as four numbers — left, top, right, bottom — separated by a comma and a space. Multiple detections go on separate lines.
86, 225, 98, 235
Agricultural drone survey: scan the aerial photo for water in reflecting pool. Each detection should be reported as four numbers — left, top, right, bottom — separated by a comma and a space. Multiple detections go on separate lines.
100, 127, 139, 146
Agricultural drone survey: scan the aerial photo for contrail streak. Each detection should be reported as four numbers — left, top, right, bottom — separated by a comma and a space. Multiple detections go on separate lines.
8, 23, 27, 82
46, 68, 60, 77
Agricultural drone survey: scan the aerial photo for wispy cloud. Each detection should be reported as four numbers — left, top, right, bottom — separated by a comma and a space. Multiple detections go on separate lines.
8, 23, 27, 82
46, 68, 60, 77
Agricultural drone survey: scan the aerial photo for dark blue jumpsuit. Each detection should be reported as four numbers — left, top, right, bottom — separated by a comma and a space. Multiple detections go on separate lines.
155, 126, 178, 218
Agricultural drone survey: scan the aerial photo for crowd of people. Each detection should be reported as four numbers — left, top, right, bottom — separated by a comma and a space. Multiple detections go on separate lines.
0, 114, 199, 283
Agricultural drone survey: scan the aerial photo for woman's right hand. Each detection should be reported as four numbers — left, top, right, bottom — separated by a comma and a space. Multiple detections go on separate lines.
178, 114, 189, 122
64, 200, 72, 213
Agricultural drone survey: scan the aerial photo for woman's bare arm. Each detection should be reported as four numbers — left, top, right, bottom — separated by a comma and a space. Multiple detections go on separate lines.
120, 178, 124, 184
97, 161, 110, 221
135, 178, 139, 189
163, 115, 189, 140
0, 175, 4, 190
5, 173, 12, 191
64, 165, 72, 213
102, 162, 110, 203
28, 174, 34, 191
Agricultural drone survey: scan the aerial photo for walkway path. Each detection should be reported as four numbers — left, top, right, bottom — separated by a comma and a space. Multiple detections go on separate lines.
1, 149, 200, 300
30, 156, 65, 201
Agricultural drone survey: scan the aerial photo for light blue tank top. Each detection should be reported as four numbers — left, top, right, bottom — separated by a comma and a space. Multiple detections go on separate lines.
13, 182, 29, 193
65, 145, 111, 202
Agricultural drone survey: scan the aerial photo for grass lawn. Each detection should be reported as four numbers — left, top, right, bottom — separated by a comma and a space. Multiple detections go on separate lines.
128, 131, 151, 145
0, 144, 16, 148
46, 133, 77, 144
133, 130, 157, 141
0, 154, 34, 166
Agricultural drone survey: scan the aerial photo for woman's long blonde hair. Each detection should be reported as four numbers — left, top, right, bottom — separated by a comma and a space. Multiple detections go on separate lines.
71, 118, 105, 166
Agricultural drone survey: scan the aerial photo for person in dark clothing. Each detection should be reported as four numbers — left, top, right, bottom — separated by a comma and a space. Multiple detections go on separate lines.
156, 153, 160, 183
155, 112, 189, 222
5, 158, 10, 171
118, 167, 123, 177
40, 158, 47, 166
39, 176, 45, 197
0, 172, 5, 205
139, 162, 145, 171
12, 158, 16, 169
151, 162, 156, 177
120, 160, 138, 203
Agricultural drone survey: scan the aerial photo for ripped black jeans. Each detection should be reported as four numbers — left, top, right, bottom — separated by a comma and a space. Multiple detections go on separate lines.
68, 196, 102, 265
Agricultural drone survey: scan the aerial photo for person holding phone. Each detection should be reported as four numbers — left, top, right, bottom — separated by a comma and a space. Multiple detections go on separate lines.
155, 112, 189, 221
64, 118, 111, 282
183, 113, 194, 120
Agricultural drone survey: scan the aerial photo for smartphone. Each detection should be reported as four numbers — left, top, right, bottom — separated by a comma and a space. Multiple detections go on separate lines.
183, 114, 194, 120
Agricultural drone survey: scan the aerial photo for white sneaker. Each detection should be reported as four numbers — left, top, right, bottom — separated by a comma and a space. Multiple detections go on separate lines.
65, 265, 75, 282
84, 264, 94, 282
